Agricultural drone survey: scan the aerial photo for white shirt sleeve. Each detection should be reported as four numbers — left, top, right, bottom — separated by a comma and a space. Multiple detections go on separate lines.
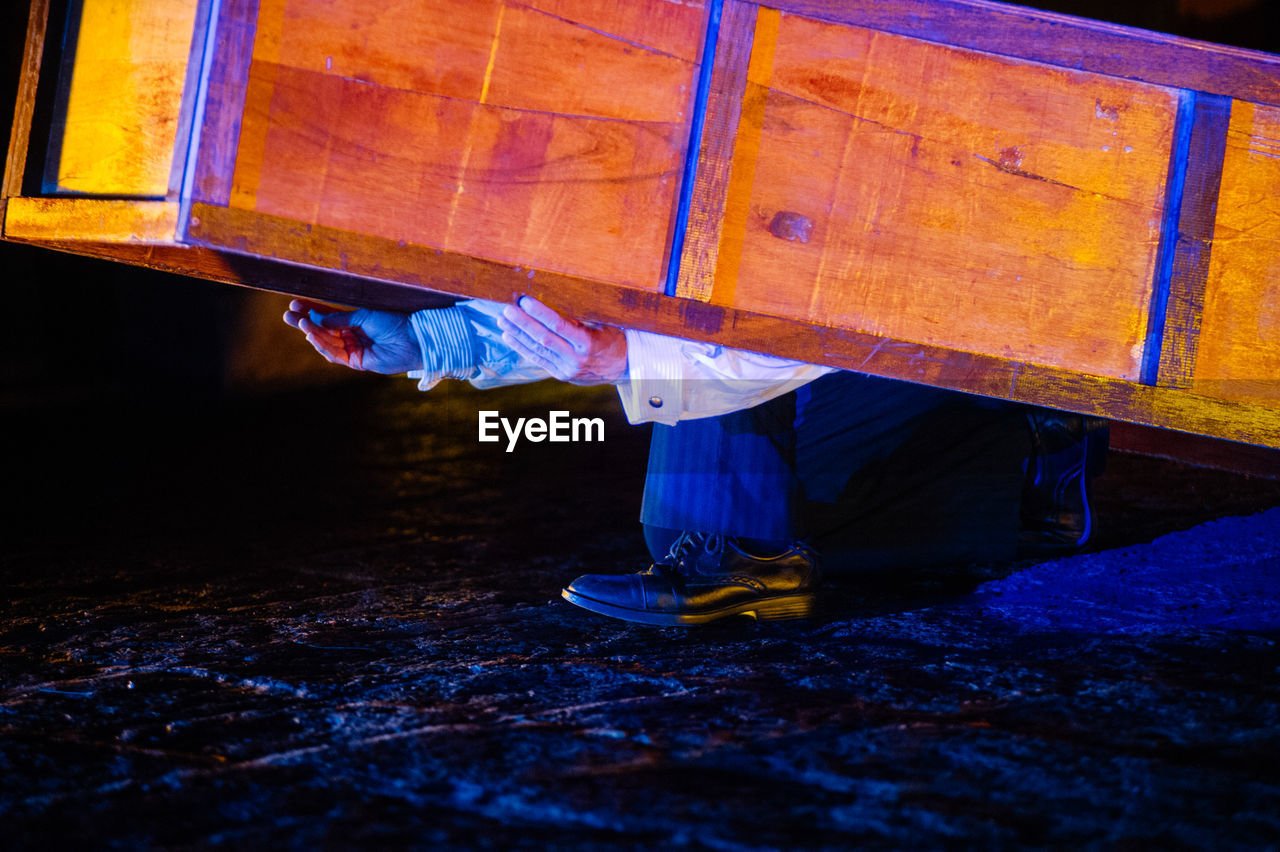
616, 328, 834, 426
406, 298, 833, 426
406, 299, 550, 392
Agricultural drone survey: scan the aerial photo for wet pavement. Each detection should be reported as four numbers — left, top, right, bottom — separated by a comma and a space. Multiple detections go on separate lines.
3, 375, 1280, 849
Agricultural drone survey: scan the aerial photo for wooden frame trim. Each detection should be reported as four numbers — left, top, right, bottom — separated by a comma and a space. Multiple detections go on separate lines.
674, 0, 757, 302
1111, 421, 1280, 479
762, 0, 1280, 107
3, 0, 51, 201
4, 197, 181, 243
1144, 91, 1197, 386
1152, 92, 1232, 389
167, 0, 222, 201
34, 0, 76, 197
665, 0, 725, 296
191, 0, 260, 206
184, 201, 1280, 449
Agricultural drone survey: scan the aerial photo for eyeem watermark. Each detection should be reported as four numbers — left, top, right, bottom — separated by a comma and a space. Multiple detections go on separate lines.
478, 410, 605, 452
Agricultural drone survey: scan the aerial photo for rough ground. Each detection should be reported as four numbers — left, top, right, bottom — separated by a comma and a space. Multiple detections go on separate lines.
3, 377, 1280, 850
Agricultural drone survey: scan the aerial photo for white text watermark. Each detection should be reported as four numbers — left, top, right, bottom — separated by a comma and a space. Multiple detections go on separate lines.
478, 410, 605, 452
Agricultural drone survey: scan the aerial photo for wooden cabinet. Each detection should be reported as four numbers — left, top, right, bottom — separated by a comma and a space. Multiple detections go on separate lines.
5, 0, 1280, 449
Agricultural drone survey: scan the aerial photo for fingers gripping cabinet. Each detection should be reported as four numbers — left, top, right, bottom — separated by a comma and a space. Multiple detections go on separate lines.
4, 0, 1280, 451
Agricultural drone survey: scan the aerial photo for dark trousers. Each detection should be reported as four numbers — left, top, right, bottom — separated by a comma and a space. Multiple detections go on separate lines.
640, 372, 1032, 573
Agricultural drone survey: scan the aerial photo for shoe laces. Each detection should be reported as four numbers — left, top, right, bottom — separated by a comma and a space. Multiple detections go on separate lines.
659, 531, 724, 573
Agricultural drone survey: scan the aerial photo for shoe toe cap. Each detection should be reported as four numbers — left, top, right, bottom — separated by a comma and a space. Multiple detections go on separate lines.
564, 572, 648, 611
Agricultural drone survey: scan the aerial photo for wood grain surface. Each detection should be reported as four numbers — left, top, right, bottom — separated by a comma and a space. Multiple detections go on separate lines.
223, 0, 705, 290
767, 0, 1280, 107
711, 12, 1180, 381
46, 0, 200, 197
5, 197, 180, 242
1193, 101, 1280, 406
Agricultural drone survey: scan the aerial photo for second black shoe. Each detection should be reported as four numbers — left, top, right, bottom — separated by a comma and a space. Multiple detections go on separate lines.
1019, 409, 1109, 557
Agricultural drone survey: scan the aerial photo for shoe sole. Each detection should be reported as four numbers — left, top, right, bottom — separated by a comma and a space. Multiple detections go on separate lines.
561, 588, 816, 626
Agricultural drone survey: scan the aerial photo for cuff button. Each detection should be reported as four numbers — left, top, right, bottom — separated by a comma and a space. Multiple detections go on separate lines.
648, 396, 663, 408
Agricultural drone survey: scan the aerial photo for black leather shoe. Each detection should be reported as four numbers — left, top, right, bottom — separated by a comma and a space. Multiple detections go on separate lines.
562, 532, 821, 626
1019, 409, 1109, 556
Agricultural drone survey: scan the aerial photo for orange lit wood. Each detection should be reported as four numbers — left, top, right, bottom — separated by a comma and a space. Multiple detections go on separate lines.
5, 197, 179, 242
1192, 101, 1280, 407
47, 0, 200, 197
225, 0, 705, 290
710, 11, 1179, 381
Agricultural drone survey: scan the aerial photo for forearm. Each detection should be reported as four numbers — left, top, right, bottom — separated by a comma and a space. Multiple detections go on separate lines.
407, 298, 831, 422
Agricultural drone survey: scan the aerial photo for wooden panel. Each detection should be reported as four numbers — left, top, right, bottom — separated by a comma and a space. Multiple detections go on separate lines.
4, 197, 180, 242
46, 0, 200, 197
1192, 101, 1280, 406
270, 0, 701, 122
768, 0, 1280, 108
216, 0, 703, 290
711, 12, 1180, 380
269, 0, 503, 105
515, 0, 709, 63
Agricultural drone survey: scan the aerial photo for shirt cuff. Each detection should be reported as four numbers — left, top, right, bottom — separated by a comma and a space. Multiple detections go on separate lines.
407, 306, 478, 391
616, 329, 686, 426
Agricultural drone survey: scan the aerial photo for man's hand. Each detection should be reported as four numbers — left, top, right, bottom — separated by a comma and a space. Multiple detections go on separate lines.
283, 299, 421, 374
497, 295, 627, 385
